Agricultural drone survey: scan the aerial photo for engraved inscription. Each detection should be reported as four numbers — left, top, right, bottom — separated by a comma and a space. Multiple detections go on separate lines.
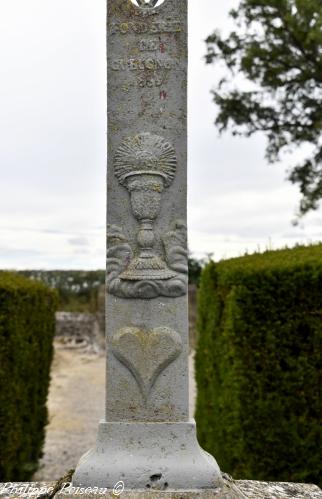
110, 20, 182, 35
111, 326, 183, 403
138, 76, 163, 88
139, 39, 160, 52
110, 58, 174, 71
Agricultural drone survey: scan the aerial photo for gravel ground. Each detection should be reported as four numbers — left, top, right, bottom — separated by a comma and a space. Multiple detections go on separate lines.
33, 341, 197, 481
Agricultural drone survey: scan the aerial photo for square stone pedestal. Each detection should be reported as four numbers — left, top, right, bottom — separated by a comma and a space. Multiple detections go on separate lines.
72, 421, 222, 490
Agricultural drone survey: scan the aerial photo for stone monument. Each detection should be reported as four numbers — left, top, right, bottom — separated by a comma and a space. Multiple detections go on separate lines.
0, 1, 321, 497
73, 0, 223, 492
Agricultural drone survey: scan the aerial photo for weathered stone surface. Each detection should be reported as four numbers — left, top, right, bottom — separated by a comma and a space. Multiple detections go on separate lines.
72, 421, 221, 490
236, 480, 322, 498
1, 480, 321, 499
73, 0, 222, 490
102, 0, 192, 425
110, 327, 183, 401
95, 285, 198, 351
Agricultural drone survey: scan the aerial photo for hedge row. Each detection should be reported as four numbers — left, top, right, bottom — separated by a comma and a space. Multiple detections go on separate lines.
195, 244, 322, 486
0, 272, 57, 481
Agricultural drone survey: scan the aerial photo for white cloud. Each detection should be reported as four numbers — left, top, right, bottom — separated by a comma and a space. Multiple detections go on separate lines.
68, 237, 90, 247
0, 0, 320, 269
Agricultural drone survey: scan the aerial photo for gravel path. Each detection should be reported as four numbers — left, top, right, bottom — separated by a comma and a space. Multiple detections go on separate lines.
34, 341, 197, 481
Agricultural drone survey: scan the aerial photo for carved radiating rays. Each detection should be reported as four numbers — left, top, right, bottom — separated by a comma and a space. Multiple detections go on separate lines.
131, 0, 165, 8
114, 133, 177, 188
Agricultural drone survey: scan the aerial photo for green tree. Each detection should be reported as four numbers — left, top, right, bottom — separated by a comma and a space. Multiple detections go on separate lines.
188, 257, 203, 286
206, 0, 322, 216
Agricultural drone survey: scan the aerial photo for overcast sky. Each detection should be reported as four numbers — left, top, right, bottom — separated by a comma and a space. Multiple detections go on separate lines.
0, 0, 321, 270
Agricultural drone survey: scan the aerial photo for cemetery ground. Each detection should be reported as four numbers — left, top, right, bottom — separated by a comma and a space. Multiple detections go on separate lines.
33, 338, 197, 482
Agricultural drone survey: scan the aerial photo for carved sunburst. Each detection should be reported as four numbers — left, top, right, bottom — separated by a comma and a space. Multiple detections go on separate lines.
132, 0, 163, 8
114, 133, 177, 188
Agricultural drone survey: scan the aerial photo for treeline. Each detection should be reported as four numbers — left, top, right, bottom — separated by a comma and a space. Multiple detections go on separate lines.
21, 270, 105, 313
20, 257, 203, 312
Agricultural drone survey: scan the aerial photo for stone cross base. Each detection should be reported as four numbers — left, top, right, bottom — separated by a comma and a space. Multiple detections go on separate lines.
73, 421, 220, 489
1, 480, 321, 499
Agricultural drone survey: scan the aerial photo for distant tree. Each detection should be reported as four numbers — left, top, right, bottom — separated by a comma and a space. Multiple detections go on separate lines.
188, 257, 203, 286
206, 0, 322, 216
21, 270, 105, 312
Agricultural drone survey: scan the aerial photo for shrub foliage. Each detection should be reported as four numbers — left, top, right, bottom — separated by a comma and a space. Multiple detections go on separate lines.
0, 272, 57, 481
195, 245, 322, 486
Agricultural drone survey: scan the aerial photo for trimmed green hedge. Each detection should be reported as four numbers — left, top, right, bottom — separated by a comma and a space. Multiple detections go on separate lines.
0, 272, 57, 481
195, 244, 322, 486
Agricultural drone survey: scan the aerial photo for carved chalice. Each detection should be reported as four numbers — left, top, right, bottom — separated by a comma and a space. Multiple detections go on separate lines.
114, 133, 177, 281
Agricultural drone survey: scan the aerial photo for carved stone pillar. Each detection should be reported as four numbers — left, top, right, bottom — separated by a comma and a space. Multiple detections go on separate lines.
73, 0, 223, 491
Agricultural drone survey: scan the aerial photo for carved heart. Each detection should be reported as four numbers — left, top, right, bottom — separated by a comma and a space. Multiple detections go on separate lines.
110, 327, 182, 402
